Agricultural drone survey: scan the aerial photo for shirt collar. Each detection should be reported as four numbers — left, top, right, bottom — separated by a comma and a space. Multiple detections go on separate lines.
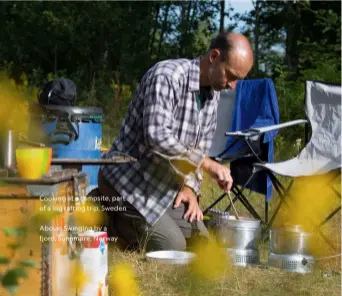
187, 57, 217, 101
187, 57, 201, 92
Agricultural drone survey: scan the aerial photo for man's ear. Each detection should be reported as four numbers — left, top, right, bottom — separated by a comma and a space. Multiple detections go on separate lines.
209, 49, 220, 64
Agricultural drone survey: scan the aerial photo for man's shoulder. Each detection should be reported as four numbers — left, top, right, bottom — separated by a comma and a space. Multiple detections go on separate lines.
148, 58, 194, 81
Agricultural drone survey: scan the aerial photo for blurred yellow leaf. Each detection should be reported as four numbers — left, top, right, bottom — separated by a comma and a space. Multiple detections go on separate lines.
189, 238, 232, 282
67, 261, 89, 292
73, 200, 104, 228
0, 72, 36, 134
109, 263, 140, 296
274, 174, 341, 256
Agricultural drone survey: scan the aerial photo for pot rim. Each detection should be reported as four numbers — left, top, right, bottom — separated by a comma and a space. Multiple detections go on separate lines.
270, 225, 314, 236
226, 217, 261, 229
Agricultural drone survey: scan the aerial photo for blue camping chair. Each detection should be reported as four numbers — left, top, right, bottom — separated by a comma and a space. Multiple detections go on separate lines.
204, 78, 280, 225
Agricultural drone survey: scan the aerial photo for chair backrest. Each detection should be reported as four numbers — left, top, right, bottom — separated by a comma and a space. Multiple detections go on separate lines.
208, 78, 280, 199
209, 78, 279, 159
299, 81, 341, 172
208, 89, 236, 157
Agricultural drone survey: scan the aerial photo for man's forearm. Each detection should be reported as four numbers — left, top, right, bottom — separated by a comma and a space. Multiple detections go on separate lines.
200, 156, 214, 172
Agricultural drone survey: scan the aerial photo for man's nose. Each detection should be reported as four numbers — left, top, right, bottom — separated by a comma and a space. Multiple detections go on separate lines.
227, 80, 238, 89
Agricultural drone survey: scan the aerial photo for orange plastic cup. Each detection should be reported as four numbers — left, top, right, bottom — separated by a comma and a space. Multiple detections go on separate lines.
16, 148, 52, 179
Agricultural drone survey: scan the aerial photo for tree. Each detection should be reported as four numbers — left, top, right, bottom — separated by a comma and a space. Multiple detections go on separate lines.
219, 1, 225, 32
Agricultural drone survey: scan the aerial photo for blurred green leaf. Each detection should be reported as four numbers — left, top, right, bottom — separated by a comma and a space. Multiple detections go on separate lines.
1, 267, 29, 294
2, 270, 19, 295
11, 268, 28, 278
3, 228, 27, 237
322, 27, 330, 34
18, 260, 36, 268
7, 243, 23, 250
0, 256, 10, 264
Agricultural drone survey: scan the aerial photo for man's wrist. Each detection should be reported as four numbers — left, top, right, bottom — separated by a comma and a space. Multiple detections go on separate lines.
183, 185, 198, 197
201, 156, 212, 172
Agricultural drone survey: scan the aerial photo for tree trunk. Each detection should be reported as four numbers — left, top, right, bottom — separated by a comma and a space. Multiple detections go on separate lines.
189, 1, 197, 31
157, 3, 170, 60
179, 1, 192, 56
284, 1, 301, 76
0, 2, 6, 44
149, 3, 160, 57
54, 44, 57, 76
253, 0, 260, 75
219, 1, 225, 32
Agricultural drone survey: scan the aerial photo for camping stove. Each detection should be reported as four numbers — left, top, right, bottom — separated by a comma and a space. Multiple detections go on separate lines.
207, 209, 261, 266
268, 253, 315, 274
267, 226, 315, 273
227, 248, 260, 267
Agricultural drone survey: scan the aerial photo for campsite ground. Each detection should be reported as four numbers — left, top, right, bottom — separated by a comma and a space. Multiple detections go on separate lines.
108, 174, 341, 296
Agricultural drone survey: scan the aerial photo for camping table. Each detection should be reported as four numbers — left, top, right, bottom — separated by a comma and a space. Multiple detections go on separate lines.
0, 169, 88, 296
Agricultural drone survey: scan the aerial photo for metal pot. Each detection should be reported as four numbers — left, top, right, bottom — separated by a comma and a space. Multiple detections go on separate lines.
269, 226, 314, 255
206, 209, 231, 228
217, 217, 261, 250
0, 130, 17, 169
0, 129, 46, 170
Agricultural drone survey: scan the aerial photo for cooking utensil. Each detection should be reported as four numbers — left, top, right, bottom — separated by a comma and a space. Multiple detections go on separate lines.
145, 250, 196, 265
206, 209, 230, 228
0, 130, 17, 169
269, 226, 314, 255
0, 130, 46, 170
217, 217, 261, 250
227, 191, 240, 220
227, 248, 260, 267
268, 253, 315, 274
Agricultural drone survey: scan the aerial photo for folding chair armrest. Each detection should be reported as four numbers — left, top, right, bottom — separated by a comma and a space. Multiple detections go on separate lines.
250, 119, 308, 134
225, 119, 308, 137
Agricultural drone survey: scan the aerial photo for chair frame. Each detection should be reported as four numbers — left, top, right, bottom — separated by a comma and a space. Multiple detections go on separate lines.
204, 80, 341, 250
203, 119, 307, 226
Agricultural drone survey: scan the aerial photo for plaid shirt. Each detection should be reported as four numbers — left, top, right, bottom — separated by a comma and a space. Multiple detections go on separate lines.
101, 57, 220, 226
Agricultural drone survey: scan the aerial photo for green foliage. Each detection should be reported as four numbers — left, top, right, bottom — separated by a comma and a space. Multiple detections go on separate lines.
0, 0, 339, 151
3, 228, 27, 237
1, 268, 28, 295
0, 257, 10, 265
0, 225, 36, 295
18, 260, 36, 268
256, 1, 342, 157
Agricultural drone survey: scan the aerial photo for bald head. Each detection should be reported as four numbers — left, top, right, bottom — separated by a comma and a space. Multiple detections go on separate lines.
209, 32, 254, 66
200, 32, 254, 90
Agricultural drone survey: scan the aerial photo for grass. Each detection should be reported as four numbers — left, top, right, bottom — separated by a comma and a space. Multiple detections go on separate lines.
109, 251, 341, 296
107, 172, 341, 296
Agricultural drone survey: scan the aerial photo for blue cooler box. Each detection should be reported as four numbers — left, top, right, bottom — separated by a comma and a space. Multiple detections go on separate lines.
29, 104, 104, 194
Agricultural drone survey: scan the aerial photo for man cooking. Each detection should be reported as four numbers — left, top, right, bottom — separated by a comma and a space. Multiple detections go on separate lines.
98, 31, 254, 251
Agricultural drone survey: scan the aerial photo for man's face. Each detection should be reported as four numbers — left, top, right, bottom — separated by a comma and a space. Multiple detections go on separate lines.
208, 49, 253, 91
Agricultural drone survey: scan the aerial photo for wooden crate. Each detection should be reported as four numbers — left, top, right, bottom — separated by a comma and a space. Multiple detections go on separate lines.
0, 176, 87, 296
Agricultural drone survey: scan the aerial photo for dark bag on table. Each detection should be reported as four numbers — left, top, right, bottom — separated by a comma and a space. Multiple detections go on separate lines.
38, 78, 76, 106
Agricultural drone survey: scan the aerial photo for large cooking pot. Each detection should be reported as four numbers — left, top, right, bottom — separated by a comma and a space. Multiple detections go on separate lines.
269, 226, 314, 255
217, 216, 261, 250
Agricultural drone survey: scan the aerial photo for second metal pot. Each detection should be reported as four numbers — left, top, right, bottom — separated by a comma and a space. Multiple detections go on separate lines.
269, 226, 314, 255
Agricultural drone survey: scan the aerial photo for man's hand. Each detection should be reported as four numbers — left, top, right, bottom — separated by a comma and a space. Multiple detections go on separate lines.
201, 157, 233, 192
174, 186, 203, 222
